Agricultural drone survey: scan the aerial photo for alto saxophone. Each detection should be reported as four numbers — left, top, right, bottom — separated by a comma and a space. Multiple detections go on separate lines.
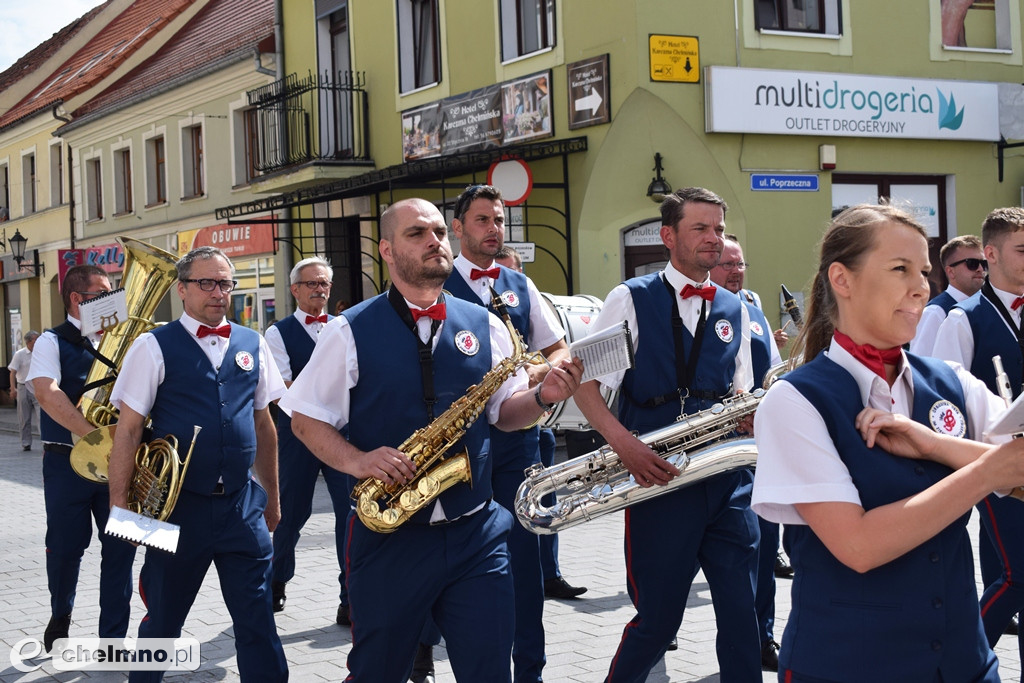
514, 362, 789, 534
352, 297, 546, 533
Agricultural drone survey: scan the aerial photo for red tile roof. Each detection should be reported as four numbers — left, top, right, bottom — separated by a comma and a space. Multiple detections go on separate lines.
74, 0, 274, 118
0, 0, 198, 130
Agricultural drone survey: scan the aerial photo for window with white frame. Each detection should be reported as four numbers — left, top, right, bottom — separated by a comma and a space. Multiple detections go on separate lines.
182, 124, 204, 198
0, 162, 8, 221
113, 147, 133, 215
85, 156, 103, 220
145, 134, 167, 206
754, 0, 842, 35
50, 142, 64, 207
22, 153, 36, 214
941, 0, 1011, 50
231, 105, 261, 186
500, 0, 556, 62
397, 0, 439, 93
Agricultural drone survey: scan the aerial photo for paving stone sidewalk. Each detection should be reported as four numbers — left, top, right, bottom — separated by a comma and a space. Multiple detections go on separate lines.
0, 407, 1019, 682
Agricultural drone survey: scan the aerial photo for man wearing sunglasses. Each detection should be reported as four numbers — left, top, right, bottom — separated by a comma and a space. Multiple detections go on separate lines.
909, 235, 985, 356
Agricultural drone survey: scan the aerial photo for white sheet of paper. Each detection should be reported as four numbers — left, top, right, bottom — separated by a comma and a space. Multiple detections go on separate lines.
569, 321, 635, 383
105, 505, 180, 554
79, 288, 128, 337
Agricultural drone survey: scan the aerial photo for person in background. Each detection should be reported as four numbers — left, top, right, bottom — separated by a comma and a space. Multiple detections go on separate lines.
709, 235, 785, 672
909, 234, 985, 356
265, 256, 353, 626
752, 203, 1016, 682
28, 266, 136, 652
495, 244, 588, 601
10, 330, 40, 451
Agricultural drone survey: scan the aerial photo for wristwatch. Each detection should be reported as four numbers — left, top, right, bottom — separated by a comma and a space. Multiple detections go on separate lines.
534, 386, 555, 411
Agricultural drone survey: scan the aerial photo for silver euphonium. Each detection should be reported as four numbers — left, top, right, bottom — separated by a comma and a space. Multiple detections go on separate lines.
514, 362, 790, 534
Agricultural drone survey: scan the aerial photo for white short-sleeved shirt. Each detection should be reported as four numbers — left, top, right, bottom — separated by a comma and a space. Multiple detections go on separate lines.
909, 285, 971, 357
451, 253, 565, 352
27, 317, 101, 386
110, 314, 285, 418
264, 309, 327, 382
9, 347, 33, 384
591, 263, 753, 393
752, 339, 1005, 526
931, 286, 1022, 370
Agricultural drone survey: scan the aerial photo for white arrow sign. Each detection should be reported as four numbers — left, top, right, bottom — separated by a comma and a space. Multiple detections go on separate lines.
574, 87, 603, 116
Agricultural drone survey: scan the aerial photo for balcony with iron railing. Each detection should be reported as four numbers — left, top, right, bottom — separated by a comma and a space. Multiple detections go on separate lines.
246, 70, 370, 176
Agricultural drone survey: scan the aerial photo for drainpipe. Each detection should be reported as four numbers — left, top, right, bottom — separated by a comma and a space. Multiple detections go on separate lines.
272, 0, 295, 318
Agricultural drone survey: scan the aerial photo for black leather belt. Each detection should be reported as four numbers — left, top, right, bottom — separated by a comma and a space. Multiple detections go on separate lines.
44, 444, 73, 456
211, 482, 225, 495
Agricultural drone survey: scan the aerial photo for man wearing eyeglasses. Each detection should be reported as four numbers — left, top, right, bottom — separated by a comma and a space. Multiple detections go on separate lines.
264, 256, 352, 626
28, 264, 136, 652
444, 184, 572, 683
107, 246, 288, 682
909, 235, 985, 356
932, 208, 1024, 670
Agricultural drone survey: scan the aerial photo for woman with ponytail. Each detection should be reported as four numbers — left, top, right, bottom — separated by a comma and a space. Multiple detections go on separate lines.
752, 204, 1024, 682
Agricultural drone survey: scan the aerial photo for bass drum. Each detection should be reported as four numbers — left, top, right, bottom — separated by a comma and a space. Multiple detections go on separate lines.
540, 292, 618, 431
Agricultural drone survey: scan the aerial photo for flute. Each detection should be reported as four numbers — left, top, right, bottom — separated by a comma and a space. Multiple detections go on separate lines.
992, 355, 1024, 501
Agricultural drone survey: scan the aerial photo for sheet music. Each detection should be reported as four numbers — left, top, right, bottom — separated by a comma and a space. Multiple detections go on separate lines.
79, 288, 128, 336
105, 505, 181, 554
569, 321, 635, 383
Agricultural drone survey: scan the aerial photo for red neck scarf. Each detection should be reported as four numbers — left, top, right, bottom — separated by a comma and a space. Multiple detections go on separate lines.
833, 330, 902, 380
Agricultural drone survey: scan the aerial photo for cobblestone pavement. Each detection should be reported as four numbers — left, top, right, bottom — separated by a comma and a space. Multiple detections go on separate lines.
0, 411, 1019, 681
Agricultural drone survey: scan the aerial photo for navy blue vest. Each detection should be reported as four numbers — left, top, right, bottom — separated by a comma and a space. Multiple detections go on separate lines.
150, 321, 260, 495
959, 292, 1023, 398
344, 294, 493, 521
444, 265, 538, 465
927, 290, 958, 314
782, 353, 993, 681
745, 300, 772, 389
40, 322, 95, 445
273, 313, 331, 450
619, 273, 743, 432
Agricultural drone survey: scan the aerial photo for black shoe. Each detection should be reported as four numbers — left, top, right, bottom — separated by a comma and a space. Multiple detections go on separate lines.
409, 643, 435, 683
272, 581, 286, 612
761, 639, 780, 672
774, 552, 794, 579
336, 603, 351, 626
666, 636, 678, 651
44, 613, 71, 653
544, 576, 588, 599
22, 445, 30, 451
1006, 615, 1019, 636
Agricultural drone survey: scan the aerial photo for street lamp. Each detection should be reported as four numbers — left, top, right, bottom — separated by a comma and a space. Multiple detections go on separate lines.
7, 229, 43, 276
646, 153, 672, 203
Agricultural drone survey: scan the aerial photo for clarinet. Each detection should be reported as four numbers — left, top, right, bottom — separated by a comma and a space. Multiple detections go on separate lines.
780, 284, 803, 327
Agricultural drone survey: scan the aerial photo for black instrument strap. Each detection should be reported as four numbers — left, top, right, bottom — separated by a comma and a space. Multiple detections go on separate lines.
51, 323, 118, 392
388, 287, 442, 421
981, 279, 1024, 359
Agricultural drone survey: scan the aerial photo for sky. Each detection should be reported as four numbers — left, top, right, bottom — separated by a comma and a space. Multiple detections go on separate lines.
0, 0, 108, 73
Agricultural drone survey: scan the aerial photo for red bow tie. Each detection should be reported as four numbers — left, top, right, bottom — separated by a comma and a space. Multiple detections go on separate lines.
305, 314, 328, 324
1013, 296, 1024, 312
680, 284, 716, 302
470, 267, 501, 281
196, 324, 231, 339
833, 330, 901, 380
410, 303, 446, 322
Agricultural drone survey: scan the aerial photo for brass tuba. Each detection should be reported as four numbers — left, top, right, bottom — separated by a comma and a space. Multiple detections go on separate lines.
70, 237, 179, 483
514, 362, 789, 534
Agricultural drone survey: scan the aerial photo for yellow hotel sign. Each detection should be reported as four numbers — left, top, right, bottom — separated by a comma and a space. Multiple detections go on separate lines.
649, 35, 700, 83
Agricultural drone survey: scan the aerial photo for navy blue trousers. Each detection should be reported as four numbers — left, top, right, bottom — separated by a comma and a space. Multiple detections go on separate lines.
978, 493, 1024, 678
271, 439, 351, 603
605, 470, 761, 683
755, 515, 779, 644
130, 480, 287, 682
538, 428, 559, 581
43, 449, 135, 637
344, 501, 514, 683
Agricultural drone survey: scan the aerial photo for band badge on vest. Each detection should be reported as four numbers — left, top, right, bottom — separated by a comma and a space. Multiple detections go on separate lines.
235, 351, 255, 371
714, 319, 734, 343
929, 400, 966, 437
750, 321, 764, 336
501, 290, 520, 308
455, 330, 480, 356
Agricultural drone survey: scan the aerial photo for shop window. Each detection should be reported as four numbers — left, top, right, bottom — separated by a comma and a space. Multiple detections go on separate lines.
146, 135, 167, 206
500, 0, 556, 62
397, 0, 439, 93
113, 147, 133, 215
941, 0, 1011, 50
86, 157, 103, 221
22, 153, 35, 214
755, 0, 841, 35
182, 124, 204, 199
49, 142, 64, 206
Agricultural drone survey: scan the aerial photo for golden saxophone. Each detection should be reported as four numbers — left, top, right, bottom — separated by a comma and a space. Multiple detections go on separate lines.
352, 297, 546, 533
514, 363, 788, 534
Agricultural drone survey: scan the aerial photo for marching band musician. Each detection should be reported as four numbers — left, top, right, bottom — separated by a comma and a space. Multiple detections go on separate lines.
752, 204, 1021, 682
107, 246, 288, 682
280, 197, 582, 683
264, 256, 353, 626
444, 184, 576, 683
28, 264, 136, 652
908, 234, 986, 356
574, 187, 762, 682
